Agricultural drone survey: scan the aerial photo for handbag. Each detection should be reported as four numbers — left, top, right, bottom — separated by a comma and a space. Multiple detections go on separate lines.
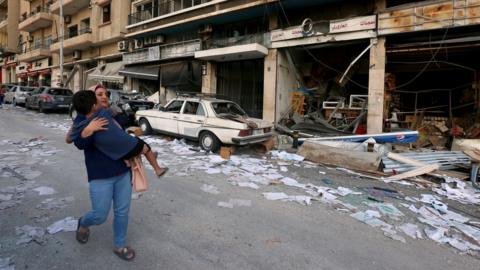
130, 155, 148, 192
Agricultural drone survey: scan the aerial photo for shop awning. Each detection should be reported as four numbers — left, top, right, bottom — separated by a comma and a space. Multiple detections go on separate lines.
88, 61, 124, 83
119, 66, 159, 81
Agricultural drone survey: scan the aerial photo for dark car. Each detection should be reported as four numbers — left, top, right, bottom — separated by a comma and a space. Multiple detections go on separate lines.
69, 89, 155, 126
25, 87, 73, 113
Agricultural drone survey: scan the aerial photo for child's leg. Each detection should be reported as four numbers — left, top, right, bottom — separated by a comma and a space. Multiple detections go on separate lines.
141, 144, 168, 177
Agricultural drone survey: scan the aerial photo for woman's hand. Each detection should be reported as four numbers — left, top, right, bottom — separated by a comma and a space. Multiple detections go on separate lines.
81, 117, 108, 138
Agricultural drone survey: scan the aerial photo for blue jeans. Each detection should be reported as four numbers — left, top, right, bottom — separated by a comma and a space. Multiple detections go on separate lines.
80, 171, 132, 248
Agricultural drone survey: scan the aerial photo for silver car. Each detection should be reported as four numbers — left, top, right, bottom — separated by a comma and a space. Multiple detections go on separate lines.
25, 87, 73, 113
4, 86, 35, 106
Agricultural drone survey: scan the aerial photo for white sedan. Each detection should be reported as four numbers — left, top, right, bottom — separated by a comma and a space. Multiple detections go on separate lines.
135, 97, 274, 152
4, 86, 35, 106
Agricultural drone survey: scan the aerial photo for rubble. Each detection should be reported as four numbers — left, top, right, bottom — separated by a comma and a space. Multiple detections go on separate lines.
15, 225, 46, 245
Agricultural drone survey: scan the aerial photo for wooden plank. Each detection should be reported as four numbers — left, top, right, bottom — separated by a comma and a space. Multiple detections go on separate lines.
386, 164, 440, 181
297, 141, 381, 172
386, 152, 469, 179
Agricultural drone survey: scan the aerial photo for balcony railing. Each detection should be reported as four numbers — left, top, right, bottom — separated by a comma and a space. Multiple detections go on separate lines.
52, 28, 92, 43
206, 33, 271, 50
124, 39, 201, 64
128, 0, 212, 25
19, 43, 51, 54
20, 6, 50, 22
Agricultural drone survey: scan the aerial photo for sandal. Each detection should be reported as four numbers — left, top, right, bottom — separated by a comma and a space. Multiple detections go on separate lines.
156, 167, 169, 178
75, 217, 89, 244
113, 247, 136, 261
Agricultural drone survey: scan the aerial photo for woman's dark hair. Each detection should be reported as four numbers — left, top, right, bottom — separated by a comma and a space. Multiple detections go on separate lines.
72, 90, 96, 115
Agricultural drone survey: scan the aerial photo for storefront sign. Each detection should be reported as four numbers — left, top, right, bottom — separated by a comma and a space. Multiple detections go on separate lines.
330, 15, 376, 34
271, 26, 307, 42
32, 58, 50, 71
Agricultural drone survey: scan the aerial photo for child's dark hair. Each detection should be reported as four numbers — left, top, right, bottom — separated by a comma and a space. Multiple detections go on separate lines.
72, 90, 96, 115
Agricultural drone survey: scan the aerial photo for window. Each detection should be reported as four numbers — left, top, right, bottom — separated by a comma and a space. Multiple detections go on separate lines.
68, 25, 78, 38
165, 100, 184, 113
80, 18, 90, 31
102, 4, 111, 23
183, 101, 205, 116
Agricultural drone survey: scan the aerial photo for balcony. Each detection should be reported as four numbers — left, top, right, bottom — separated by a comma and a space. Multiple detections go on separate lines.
19, 7, 53, 32
128, 0, 213, 25
50, 28, 93, 53
50, 0, 90, 16
194, 33, 269, 62
123, 39, 201, 65
18, 44, 51, 62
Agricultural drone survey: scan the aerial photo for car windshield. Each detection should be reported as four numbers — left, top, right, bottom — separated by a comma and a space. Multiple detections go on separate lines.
211, 102, 247, 117
21, 87, 35, 92
48, 88, 73, 96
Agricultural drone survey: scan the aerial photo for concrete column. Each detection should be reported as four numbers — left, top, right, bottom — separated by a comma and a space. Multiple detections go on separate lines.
201, 61, 217, 94
263, 49, 278, 122
367, 37, 386, 134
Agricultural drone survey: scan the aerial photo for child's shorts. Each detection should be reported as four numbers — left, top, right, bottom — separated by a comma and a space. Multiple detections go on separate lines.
120, 138, 151, 160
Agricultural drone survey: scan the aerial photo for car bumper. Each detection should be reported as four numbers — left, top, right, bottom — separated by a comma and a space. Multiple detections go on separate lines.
42, 103, 70, 109
231, 133, 273, 145
16, 97, 27, 104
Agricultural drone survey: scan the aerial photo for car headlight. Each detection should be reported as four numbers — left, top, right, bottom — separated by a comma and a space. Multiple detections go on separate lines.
122, 103, 131, 111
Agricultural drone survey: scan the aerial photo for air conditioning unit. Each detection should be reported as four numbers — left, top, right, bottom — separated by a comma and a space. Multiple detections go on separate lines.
73, 50, 81, 60
134, 39, 143, 49
151, 35, 165, 44
27, 35, 34, 42
143, 36, 152, 46
117, 40, 128, 51
64, 15, 71, 24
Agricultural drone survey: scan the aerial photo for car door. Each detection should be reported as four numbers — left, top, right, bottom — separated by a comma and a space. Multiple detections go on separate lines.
151, 99, 184, 135
177, 101, 207, 139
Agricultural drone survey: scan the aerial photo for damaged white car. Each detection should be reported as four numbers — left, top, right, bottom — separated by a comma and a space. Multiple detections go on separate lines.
135, 97, 274, 152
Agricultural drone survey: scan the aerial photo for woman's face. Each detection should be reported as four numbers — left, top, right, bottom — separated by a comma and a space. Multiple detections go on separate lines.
95, 87, 109, 109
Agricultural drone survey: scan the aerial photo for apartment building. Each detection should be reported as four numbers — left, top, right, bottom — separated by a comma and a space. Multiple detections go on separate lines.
0, 0, 22, 84
121, 0, 276, 117
47, 0, 130, 90
17, 0, 55, 86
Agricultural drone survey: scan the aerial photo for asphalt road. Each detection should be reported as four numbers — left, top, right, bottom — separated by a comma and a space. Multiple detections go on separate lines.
0, 105, 479, 270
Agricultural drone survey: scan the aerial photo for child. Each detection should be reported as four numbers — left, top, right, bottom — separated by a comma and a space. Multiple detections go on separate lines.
69, 90, 167, 177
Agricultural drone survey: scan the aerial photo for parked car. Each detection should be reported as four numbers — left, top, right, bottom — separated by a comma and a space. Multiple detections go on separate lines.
25, 87, 73, 112
4, 86, 35, 106
69, 89, 155, 126
135, 96, 273, 152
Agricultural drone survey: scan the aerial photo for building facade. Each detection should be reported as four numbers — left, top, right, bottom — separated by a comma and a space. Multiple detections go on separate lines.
0, 0, 22, 84
3, 0, 480, 135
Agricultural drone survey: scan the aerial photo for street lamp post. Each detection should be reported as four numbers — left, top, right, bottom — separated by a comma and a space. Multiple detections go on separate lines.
59, 0, 64, 87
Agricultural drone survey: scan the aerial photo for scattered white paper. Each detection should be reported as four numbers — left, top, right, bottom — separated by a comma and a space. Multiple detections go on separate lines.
33, 186, 55, 196
398, 223, 423, 239
201, 184, 220, 195
47, 217, 78, 234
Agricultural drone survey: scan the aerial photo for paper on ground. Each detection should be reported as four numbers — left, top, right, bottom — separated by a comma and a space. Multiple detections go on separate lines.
398, 223, 423, 239
33, 186, 55, 196
47, 217, 78, 234
201, 184, 220, 195
218, 199, 252, 208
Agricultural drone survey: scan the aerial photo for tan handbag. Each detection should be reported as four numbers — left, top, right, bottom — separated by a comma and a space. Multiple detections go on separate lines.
130, 155, 147, 192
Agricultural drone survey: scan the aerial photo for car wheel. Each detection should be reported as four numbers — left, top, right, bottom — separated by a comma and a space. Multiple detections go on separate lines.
139, 118, 152, 135
199, 131, 221, 152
